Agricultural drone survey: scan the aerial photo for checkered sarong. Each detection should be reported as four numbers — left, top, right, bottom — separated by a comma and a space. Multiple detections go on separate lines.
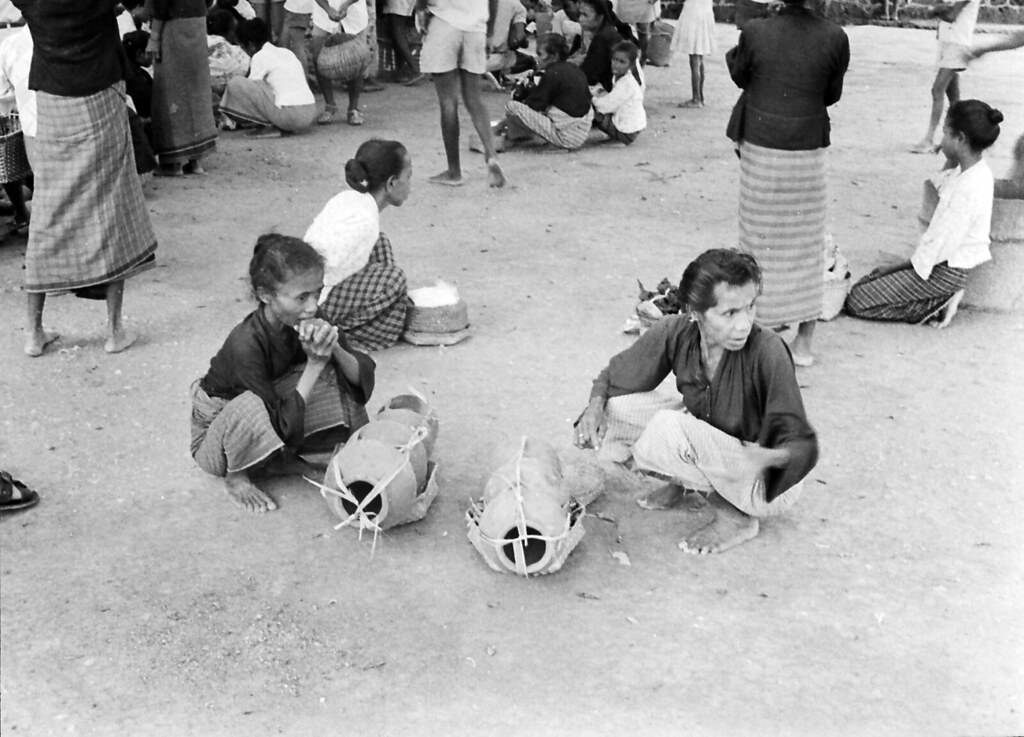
25, 83, 157, 293
504, 100, 593, 150
844, 262, 967, 323
318, 233, 411, 352
190, 365, 369, 476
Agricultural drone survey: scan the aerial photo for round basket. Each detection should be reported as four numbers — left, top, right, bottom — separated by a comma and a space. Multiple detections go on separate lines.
405, 299, 469, 334
0, 116, 31, 184
317, 33, 372, 82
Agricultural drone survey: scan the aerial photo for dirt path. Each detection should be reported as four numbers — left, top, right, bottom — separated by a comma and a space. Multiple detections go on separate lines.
1, 24, 1022, 737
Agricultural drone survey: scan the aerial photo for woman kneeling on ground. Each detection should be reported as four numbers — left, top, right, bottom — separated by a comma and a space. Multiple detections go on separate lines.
218, 17, 318, 136
191, 234, 375, 513
304, 140, 413, 352
495, 34, 592, 151
845, 99, 1002, 327
575, 248, 818, 554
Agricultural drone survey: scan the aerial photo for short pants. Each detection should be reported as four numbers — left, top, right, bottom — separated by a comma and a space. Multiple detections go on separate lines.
937, 41, 971, 71
419, 15, 486, 74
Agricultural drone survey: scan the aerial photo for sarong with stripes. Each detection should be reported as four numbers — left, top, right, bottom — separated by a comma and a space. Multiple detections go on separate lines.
738, 141, 826, 328
844, 262, 967, 323
25, 83, 157, 293
218, 78, 319, 132
504, 100, 593, 150
190, 366, 369, 476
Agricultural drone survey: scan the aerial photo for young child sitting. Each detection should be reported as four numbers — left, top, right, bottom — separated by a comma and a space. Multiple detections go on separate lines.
207, 9, 251, 101
495, 33, 592, 151
191, 233, 376, 513
218, 18, 319, 137
845, 99, 1002, 327
591, 39, 646, 145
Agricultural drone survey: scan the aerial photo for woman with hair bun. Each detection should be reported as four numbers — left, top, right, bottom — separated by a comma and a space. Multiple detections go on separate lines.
304, 139, 413, 351
575, 248, 818, 555
846, 99, 1002, 327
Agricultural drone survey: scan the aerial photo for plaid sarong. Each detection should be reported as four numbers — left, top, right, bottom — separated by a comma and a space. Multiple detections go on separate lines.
738, 141, 827, 328
151, 16, 218, 163
25, 83, 157, 293
218, 78, 318, 132
504, 100, 593, 150
318, 233, 411, 352
844, 262, 967, 323
191, 365, 369, 476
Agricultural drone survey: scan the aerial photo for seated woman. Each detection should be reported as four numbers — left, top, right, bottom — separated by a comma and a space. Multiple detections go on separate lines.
191, 234, 375, 513
207, 9, 251, 101
304, 140, 413, 352
575, 0, 634, 92
576, 248, 818, 554
591, 39, 645, 145
845, 100, 1002, 327
218, 18, 318, 136
496, 34, 592, 151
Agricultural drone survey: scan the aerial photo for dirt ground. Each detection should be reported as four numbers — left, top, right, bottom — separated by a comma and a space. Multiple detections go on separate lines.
1, 23, 1023, 737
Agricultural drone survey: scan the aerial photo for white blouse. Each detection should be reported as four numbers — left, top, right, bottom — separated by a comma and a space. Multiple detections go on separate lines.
304, 190, 380, 298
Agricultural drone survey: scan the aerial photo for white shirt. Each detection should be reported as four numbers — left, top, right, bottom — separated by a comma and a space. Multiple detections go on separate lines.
304, 189, 381, 294
592, 68, 646, 134
937, 0, 980, 47
550, 10, 581, 46
912, 160, 994, 279
428, 0, 488, 33
312, 0, 369, 35
249, 43, 315, 106
116, 9, 137, 39
0, 27, 34, 137
235, 0, 258, 19
284, 0, 314, 12
0, 0, 21, 23
488, 0, 527, 49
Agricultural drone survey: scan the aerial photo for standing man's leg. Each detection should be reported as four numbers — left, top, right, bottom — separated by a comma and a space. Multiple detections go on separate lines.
24, 292, 58, 357
429, 70, 464, 185
104, 280, 135, 354
913, 68, 956, 152
459, 69, 505, 188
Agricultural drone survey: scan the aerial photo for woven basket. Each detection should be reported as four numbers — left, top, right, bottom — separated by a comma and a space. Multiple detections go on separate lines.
821, 275, 851, 321
317, 33, 372, 82
0, 115, 31, 184
645, 20, 675, 67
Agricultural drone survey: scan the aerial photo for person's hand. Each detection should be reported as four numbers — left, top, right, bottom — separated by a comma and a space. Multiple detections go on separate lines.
298, 318, 338, 360
328, 7, 345, 21
575, 398, 606, 449
730, 441, 788, 485
146, 34, 162, 63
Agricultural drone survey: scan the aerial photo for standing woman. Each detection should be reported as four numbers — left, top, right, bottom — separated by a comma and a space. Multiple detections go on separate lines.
14, 0, 158, 357
725, 0, 849, 366
147, 0, 219, 175
576, 0, 634, 92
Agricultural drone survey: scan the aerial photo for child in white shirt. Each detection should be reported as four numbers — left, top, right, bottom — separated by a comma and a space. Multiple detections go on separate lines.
591, 39, 645, 145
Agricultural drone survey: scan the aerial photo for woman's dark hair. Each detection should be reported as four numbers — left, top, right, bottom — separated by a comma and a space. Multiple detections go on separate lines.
122, 30, 150, 61
612, 40, 642, 84
538, 33, 570, 61
946, 99, 1003, 151
249, 233, 324, 296
679, 248, 762, 313
344, 139, 409, 194
207, 8, 238, 37
577, 0, 637, 43
234, 17, 270, 48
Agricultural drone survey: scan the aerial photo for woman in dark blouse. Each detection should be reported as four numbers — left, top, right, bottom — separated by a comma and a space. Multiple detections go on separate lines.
575, 249, 818, 554
575, 0, 634, 92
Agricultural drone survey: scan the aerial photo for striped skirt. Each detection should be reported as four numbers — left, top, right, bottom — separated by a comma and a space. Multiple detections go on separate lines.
738, 141, 826, 328
318, 233, 411, 352
844, 262, 967, 323
151, 16, 218, 164
504, 100, 593, 150
219, 78, 319, 132
190, 365, 369, 476
25, 83, 157, 293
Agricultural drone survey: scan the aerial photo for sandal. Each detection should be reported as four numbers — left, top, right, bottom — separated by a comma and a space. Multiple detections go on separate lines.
0, 471, 39, 512
317, 107, 338, 125
347, 109, 364, 126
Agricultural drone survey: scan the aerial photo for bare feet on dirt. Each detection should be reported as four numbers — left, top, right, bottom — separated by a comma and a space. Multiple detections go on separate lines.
225, 471, 278, 513
24, 330, 59, 357
678, 492, 759, 555
105, 329, 137, 354
486, 159, 506, 188
429, 170, 464, 187
636, 483, 707, 512
934, 289, 964, 329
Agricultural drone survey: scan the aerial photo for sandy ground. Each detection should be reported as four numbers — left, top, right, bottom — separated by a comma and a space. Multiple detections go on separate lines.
1, 23, 1023, 737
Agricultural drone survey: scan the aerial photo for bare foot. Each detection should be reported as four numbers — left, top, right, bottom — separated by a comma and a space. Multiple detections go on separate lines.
678, 492, 759, 555
636, 483, 706, 511
24, 330, 60, 357
909, 140, 939, 154
428, 170, 464, 187
104, 329, 137, 354
247, 126, 283, 138
678, 99, 704, 108
486, 159, 506, 188
934, 289, 964, 329
791, 352, 815, 368
154, 164, 183, 177
183, 160, 206, 175
225, 472, 278, 513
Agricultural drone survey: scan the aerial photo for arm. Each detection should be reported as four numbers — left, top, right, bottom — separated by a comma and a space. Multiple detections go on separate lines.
314, 0, 344, 22
578, 30, 611, 88
591, 75, 632, 114
932, 0, 969, 22
824, 32, 850, 106
521, 67, 558, 110
487, 0, 498, 44
910, 175, 984, 280
330, 336, 376, 404
725, 32, 752, 89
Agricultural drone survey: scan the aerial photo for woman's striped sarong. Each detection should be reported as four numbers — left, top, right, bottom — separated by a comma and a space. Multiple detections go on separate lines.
151, 16, 218, 164
738, 141, 826, 328
504, 100, 593, 150
219, 78, 319, 132
25, 83, 157, 293
844, 262, 967, 323
318, 233, 411, 352
190, 365, 369, 476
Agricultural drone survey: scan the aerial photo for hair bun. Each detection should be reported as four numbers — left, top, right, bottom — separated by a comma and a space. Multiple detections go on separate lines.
344, 159, 370, 192
988, 108, 1004, 125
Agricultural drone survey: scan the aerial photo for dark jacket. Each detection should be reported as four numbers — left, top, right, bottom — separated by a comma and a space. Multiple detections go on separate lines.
725, 4, 849, 150
578, 23, 623, 92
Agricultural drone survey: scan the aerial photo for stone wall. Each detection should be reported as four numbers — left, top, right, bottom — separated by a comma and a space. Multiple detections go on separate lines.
662, 0, 1024, 24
